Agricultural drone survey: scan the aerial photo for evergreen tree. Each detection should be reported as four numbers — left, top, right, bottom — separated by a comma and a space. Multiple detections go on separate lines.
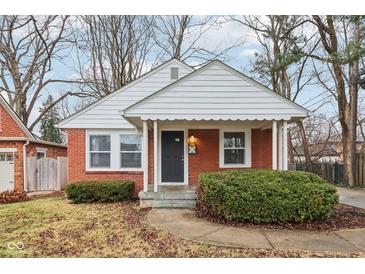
39, 95, 64, 143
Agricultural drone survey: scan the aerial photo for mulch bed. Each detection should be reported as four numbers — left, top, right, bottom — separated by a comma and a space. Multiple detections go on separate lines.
195, 204, 365, 231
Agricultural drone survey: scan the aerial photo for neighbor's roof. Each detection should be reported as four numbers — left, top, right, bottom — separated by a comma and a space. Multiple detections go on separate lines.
0, 94, 67, 148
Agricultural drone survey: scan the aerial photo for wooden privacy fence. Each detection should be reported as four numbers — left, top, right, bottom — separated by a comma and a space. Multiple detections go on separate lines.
26, 157, 68, 191
291, 162, 344, 185
355, 153, 365, 188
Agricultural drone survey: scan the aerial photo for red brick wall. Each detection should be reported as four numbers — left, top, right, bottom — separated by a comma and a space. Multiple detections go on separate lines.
187, 128, 273, 185
188, 129, 220, 185
251, 128, 272, 168
67, 129, 143, 195
66, 127, 273, 193
27, 143, 67, 158
0, 104, 27, 137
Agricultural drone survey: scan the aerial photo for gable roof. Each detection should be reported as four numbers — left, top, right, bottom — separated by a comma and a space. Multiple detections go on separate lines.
57, 58, 194, 129
0, 94, 34, 138
122, 60, 310, 124
0, 94, 67, 147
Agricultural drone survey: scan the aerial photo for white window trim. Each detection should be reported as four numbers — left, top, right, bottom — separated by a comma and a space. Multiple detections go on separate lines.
219, 128, 251, 168
119, 133, 142, 169
85, 129, 143, 172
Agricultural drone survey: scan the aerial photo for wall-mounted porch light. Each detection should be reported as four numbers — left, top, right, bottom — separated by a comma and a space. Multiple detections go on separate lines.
188, 135, 197, 154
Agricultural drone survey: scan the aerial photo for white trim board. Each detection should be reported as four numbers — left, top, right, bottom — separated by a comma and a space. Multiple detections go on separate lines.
0, 148, 17, 153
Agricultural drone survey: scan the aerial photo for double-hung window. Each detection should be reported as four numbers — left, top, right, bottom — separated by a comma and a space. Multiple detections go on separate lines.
222, 131, 246, 167
120, 134, 142, 168
89, 135, 111, 168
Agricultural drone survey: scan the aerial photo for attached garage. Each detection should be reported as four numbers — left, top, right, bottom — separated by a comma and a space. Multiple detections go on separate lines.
0, 95, 67, 192
0, 150, 15, 192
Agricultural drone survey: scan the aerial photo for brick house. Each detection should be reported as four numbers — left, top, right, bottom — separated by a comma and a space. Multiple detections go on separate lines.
0, 95, 67, 192
58, 59, 309, 207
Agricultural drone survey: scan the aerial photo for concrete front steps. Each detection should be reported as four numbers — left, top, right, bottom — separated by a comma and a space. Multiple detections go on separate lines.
139, 186, 196, 208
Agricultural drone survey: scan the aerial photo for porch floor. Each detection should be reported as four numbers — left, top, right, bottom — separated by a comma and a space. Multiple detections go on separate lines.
139, 185, 197, 209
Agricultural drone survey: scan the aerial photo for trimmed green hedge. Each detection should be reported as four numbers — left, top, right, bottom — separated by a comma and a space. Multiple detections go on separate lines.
65, 180, 135, 203
197, 169, 338, 223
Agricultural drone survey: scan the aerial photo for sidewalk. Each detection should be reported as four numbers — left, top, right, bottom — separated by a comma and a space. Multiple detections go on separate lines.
148, 209, 365, 253
337, 187, 365, 209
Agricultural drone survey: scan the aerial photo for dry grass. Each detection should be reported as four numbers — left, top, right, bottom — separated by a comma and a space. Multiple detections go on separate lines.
0, 196, 364, 258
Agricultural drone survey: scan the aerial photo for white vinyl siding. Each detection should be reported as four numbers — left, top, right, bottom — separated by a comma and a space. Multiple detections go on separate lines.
86, 129, 143, 171
60, 60, 193, 129
125, 62, 307, 121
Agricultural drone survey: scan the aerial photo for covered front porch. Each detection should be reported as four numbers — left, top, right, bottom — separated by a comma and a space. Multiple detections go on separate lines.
138, 119, 290, 199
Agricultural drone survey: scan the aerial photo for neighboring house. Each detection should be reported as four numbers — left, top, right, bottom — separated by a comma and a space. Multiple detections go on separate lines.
0, 95, 67, 192
294, 141, 365, 163
58, 59, 309, 207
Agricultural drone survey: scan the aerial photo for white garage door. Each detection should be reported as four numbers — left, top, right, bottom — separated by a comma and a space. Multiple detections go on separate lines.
0, 153, 15, 192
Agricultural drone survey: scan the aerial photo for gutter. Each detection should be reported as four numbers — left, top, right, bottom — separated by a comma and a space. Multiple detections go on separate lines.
23, 140, 30, 192
0, 137, 67, 148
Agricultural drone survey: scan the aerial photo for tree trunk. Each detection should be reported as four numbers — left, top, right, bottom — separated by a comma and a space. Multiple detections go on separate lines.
296, 120, 312, 170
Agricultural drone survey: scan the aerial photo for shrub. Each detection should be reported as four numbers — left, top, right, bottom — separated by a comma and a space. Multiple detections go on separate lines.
65, 180, 135, 203
0, 191, 29, 204
196, 169, 339, 223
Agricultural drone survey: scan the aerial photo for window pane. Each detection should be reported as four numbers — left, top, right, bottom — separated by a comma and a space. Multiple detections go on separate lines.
224, 149, 245, 164
120, 134, 141, 151
90, 152, 110, 168
121, 152, 141, 168
224, 132, 245, 148
37, 152, 45, 159
90, 135, 110, 151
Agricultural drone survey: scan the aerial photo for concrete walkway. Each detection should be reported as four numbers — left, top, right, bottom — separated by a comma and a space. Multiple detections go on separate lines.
337, 187, 365, 209
148, 209, 365, 253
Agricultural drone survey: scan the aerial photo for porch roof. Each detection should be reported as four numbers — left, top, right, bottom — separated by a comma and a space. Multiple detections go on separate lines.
122, 60, 310, 128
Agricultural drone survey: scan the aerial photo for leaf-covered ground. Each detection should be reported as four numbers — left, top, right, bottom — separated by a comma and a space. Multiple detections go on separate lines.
0, 196, 364, 258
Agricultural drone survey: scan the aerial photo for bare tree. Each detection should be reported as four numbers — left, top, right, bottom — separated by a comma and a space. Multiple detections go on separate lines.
308, 15, 364, 186
72, 15, 155, 99
232, 15, 317, 166
153, 16, 240, 64
0, 15, 82, 130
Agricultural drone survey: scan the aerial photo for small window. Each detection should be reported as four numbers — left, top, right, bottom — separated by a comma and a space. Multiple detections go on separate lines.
89, 135, 111, 168
223, 132, 245, 165
120, 134, 142, 168
0, 154, 5, 161
170, 67, 179, 80
36, 151, 46, 159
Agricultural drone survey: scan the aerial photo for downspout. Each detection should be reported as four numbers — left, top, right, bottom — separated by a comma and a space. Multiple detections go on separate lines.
23, 140, 30, 192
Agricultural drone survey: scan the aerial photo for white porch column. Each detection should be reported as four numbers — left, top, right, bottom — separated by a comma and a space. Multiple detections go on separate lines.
142, 120, 149, 192
153, 120, 158, 192
283, 121, 288, 170
278, 121, 283, 171
272, 120, 277, 170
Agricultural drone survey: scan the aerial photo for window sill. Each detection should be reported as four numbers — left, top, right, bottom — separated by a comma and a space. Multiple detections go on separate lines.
85, 168, 143, 173
219, 164, 251, 169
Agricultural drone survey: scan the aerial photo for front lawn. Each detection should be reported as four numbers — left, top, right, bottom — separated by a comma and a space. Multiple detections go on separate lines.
0, 195, 362, 258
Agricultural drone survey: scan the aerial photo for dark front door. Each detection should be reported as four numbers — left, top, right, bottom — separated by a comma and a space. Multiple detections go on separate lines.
161, 131, 184, 183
